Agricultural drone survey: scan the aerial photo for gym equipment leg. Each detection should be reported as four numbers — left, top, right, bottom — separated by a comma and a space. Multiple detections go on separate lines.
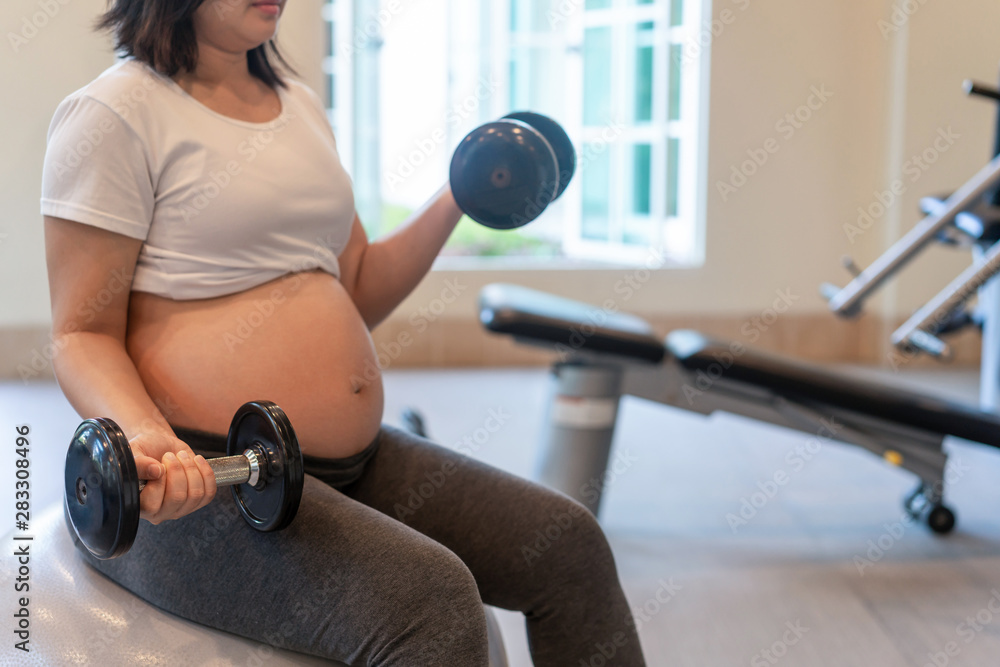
978, 245, 1000, 411
537, 363, 623, 515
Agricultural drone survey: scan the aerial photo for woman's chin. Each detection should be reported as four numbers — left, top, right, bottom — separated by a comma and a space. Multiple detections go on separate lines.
242, 17, 281, 44
242, 30, 279, 50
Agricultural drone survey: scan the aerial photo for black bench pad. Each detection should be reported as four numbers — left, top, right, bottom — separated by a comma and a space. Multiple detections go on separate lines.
668, 330, 1000, 448
478, 283, 1000, 449
479, 284, 666, 363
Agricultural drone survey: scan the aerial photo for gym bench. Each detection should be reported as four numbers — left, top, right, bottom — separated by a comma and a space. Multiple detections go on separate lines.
478, 283, 1000, 533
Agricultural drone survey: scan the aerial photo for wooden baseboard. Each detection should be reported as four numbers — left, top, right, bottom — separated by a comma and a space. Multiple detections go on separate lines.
0, 315, 982, 381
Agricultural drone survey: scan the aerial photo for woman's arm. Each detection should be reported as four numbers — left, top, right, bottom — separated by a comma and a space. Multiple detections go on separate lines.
338, 184, 463, 328
45, 216, 217, 524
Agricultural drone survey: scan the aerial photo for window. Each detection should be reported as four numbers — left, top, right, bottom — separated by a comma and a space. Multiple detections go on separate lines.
323, 0, 707, 266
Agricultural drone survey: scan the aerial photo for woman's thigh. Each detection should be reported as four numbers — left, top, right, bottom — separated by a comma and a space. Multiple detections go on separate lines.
75, 475, 489, 666
345, 426, 625, 613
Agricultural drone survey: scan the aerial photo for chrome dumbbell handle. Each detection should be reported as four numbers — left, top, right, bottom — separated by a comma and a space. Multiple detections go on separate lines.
137, 448, 261, 492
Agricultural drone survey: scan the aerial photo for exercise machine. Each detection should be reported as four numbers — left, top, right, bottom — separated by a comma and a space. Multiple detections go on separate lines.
823, 75, 1000, 412
476, 75, 1000, 533
479, 284, 1000, 533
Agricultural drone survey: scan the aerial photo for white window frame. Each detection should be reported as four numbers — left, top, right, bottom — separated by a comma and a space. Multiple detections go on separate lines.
558, 1, 706, 265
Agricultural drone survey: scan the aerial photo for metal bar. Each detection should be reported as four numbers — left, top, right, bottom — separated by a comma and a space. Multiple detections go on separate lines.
137, 454, 250, 492
828, 153, 1000, 317
772, 398, 948, 486
208, 456, 252, 487
977, 243, 1000, 411
891, 240, 1000, 352
963, 79, 1000, 103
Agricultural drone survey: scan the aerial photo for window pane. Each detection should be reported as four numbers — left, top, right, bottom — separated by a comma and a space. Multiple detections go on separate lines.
623, 222, 652, 245
667, 137, 680, 217
635, 22, 654, 123
511, 0, 557, 32
510, 46, 534, 110
670, 0, 684, 26
624, 143, 652, 245
632, 143, 651, 215
583, 27, 613, 126
668, 43, 682, 120
582, 144, 611, 240
510, 45, 562, 111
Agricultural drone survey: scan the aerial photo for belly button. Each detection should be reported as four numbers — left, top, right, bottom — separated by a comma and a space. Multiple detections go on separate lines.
350, 373, 377, 395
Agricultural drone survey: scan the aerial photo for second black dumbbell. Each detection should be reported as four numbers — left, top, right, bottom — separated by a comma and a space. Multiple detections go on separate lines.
450, 111, 576, 230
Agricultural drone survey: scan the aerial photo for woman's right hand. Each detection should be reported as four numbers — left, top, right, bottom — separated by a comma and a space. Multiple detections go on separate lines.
130, 431, 218, 524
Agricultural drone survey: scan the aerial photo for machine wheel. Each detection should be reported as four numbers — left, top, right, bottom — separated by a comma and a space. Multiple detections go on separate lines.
927, 504, 956, 534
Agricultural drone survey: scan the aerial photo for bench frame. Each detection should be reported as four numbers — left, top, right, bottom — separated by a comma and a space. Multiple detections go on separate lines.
537, 351, 952, 531
480, 284, 1000, 533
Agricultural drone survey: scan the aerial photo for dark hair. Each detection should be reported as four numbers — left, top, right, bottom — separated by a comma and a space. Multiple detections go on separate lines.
96, 0, 296, 89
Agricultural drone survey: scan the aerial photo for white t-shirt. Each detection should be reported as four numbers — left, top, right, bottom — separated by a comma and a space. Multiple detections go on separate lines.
41, 58, 356, 300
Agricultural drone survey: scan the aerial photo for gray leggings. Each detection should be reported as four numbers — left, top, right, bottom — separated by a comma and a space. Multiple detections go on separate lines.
75, 425, 646, 666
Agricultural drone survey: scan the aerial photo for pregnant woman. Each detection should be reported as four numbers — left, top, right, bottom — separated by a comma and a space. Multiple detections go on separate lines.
42, 0, 647, 664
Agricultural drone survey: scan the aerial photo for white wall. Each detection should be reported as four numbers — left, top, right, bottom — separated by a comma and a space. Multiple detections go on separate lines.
2, 0, 999, 333
0, 0, 325, 328
2, 0, 111, 327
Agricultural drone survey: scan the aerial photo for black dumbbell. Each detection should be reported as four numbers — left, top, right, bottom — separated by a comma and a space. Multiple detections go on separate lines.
450, 111, 576, 230
502, 112, 577, 200
64, 401, 303, 560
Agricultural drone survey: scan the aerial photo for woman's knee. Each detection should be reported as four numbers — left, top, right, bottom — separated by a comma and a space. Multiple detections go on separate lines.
520, 494, 617, 580
405, 540, 486, 623
363, 538, 489, 665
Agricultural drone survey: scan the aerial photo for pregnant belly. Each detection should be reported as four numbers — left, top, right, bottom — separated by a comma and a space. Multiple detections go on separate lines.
125, 271, 384, 458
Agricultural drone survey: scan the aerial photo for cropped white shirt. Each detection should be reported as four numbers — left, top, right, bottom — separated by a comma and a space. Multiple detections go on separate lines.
41, 58, 356, 300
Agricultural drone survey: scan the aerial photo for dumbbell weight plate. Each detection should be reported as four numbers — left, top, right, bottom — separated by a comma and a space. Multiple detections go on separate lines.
502, 112, 576, 200
64, 418, 139, 560
450, 120, 560, 230
226, 401, 303, 532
